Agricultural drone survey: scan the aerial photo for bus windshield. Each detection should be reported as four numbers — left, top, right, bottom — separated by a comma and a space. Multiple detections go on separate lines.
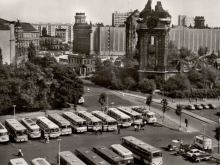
16, 130, 26, 136
0, 132, 7, 136
147, 114, 155, 118
152, 151, 162, 158
77, 122, 86, 127
30, 128, 40, 132
134, 116, 142, 120
51, 128, 59, 133
108, 121, 117, 125
122, 118, 130, 122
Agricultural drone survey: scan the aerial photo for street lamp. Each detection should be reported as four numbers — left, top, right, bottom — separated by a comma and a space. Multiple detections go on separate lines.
12, 105, 16, 119
57, 138, 61, 165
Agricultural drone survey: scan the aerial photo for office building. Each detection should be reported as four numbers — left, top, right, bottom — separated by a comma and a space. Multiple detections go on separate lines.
112, 11, 132, 27
194, 16, 205, 29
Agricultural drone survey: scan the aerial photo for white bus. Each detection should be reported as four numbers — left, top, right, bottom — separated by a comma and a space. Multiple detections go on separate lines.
131, 106, 157, 124
107, 108, 132, 128
9, 158, 28, 165
92, 111, 117, 131
121, 136, 163, 165
117, 106, 143, 125
5, 119, 28, 142
58, 151, 86, 165
0, 122, 9, 142
77, 111, 102, 131
36, 116, 61, 138
31, 158, 51, 165
110, 144, 134, 164
21, 118, 41, 139
48, 113, 72, 135
62, 112, 87, 133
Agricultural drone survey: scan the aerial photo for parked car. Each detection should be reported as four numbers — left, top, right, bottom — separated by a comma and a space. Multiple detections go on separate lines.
186, 149, 205, 158
185, 105, 195, 110
208, 103, 217, 109
194, 104, 203, 110
190, 153, 211, 162
201, 104, 209, 109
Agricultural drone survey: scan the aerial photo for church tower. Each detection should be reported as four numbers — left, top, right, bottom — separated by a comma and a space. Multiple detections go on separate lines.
137, 0, 177, 80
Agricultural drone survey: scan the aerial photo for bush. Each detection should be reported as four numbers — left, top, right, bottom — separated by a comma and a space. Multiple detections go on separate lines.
123, 77, 137, 90
138, 78, 156, 94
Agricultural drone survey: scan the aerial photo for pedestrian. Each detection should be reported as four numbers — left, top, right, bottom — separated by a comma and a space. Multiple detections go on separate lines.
134, 125, 137, 132
18, 148, 23, 157
185, 119, 188, 128
141, 122, 145, 130
117, 124, 121, 134
138, 124, 141, 131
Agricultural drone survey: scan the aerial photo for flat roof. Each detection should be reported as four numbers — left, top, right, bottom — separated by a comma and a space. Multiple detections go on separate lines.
59, 151, 86, 165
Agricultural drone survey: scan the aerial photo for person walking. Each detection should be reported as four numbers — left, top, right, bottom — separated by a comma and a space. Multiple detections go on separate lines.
18, 148, 23, 157
117, 124, 121, 134
134, 125, 138, 132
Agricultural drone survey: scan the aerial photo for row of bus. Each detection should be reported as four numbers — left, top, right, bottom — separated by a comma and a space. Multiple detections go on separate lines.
8, 136, 163, 165
0, 106, 157, 143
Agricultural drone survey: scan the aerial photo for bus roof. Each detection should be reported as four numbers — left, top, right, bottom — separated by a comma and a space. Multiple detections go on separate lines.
59, 151, 86, 165
9, 158, 28, 165
92, 111, 116, 123
31, 158, 51, 165
78, 111, 102, 123
48, 113, 71, 126
5, 119, 27, 131
21, 118, 40, 130
111, 144, 132, 156
108, 108, 131, 119
76, 148, 110, 165
0, 122, 7, 133
93, 145, 123, 162
36, 116, 59, 129
122, 136, 161, 153
117, 106, 142, 117
63, 112, 86, 123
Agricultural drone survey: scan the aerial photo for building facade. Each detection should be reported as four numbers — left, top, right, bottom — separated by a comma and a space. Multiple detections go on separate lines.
0, 18, 16, 65
55, 28, 66, 42
178, 15, 194, 27
32, 23, 73, 43
39, 36, 62, 50
194, 16, 205, 29
112, 11, 132, 27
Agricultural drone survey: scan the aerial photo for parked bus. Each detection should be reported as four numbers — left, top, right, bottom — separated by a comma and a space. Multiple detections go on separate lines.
9, 158, 28, 165
36, 116, 60, 138
21, 118, 41, 139
92, 111, 117, 131
77, 111, 102, 131
93, 145, 124, 165
0, 122, 9, 143
131, 106, 157, 124
110, 144, 133, 164
62, 112, 87, 133
75, 148, 110, 165
31, 158, 51, 165
107, 108, 132, 128
5, 119, 28, 142
121, 136, 163, 165
117, 106, 143, 125
58, 151, 86, 165
48, 113, 72, 135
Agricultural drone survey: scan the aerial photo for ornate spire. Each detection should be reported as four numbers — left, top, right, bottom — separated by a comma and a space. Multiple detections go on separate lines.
140, 0, 152, 19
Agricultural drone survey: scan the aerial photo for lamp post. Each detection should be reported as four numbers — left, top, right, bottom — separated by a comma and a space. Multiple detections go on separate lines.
57, 138, 61, 165
13, 105, 16, 119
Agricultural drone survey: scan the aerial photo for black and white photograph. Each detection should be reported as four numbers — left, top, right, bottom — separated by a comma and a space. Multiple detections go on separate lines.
1, 0, 220, 164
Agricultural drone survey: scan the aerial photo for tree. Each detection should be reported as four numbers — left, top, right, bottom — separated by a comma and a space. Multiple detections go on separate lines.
123, 77, 136, 90
198, 46, 208, 56
98, 92, 106, 111
27, 42, 36, 62
0, 47, 2, 65
215, 126, 220, 153
42, 27, 47, 37
161, 98, 168, 122
176, 104, 183, 129
146, 95, 152, 110
138, 78, 156, 94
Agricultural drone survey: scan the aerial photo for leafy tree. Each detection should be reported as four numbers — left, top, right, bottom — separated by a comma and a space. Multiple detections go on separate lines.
27, 42, 36, 62
198, 46, 208, 56
138, 78, 156, 94
123, 77, 136, 90
161, 98, 168, 122
98, 92, 106, 111
42, 27, 47, 37
176, 104, 183, 128
146, 95, 152, 110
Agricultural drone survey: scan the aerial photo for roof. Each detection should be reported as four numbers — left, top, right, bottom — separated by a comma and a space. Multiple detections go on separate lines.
0, 23, 10, 30
20, 22, 37, 32
0, 18, 9, 24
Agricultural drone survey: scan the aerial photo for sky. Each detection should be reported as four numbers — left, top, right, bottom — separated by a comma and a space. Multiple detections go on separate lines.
0, 0, 220, 27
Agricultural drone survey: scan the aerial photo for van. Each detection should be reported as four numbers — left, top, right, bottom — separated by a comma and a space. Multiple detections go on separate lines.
193, 135, 212, 151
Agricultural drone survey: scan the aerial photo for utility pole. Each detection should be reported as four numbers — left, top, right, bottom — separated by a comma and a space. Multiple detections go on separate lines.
57, 138, 61, 165
13, 105, 16, 119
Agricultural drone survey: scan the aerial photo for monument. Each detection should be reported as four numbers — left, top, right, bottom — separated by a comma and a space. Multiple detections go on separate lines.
138, 0, 178, 80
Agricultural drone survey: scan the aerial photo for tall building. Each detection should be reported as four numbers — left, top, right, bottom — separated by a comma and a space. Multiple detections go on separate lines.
194, 16, 205, 29
32, 23, 74, 43
112, 11, 132, 27
55, 28, 66, 42
0, 18, 16, 65
178, 15, 194, 27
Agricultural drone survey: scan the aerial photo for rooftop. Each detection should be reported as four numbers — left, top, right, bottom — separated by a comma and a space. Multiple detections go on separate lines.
20, 22, 37, 32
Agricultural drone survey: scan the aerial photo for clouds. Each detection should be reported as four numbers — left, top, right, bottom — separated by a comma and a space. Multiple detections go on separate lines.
0, 0, 220, 26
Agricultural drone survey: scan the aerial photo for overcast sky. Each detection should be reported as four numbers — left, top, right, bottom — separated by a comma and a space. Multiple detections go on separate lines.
0, 0, 220, 26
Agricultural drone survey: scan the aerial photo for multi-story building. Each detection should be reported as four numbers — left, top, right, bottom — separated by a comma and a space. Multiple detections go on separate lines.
194, 16, 205, 29
15, 21, 40, 63
39, 36, 62, 50
0, 18, 16, 65
178, 15, 194, 27
112, 11, 132, 27
55, 28, 66, 42
32, 23, 73, 43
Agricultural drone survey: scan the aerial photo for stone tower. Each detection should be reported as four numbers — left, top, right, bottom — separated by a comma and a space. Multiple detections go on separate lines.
138, 0, 177, 80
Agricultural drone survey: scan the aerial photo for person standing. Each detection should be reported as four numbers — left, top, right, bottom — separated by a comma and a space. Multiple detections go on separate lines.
117, 124, 121, 134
